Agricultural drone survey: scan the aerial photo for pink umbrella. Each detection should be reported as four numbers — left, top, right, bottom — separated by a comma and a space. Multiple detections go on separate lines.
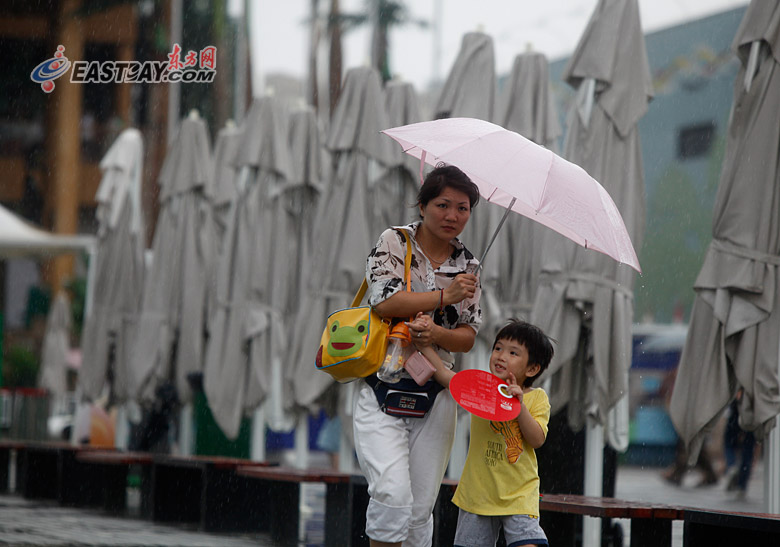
381, 117, 641, 272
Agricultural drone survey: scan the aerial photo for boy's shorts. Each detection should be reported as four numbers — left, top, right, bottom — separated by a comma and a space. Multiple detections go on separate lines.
453, 509, 549, 547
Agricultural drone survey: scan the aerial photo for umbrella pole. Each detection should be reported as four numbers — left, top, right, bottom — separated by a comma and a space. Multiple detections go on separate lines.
583, 418, 604, 547
767, 338, 780, 513
476, 198, 516, 270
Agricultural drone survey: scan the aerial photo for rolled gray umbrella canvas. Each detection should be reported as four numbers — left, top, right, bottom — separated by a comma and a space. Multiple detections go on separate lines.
370, 80, 422, 237
670, 0, 780, 455
284, 106, 324, 322
531, 0, 651, 432
494, 52, 561, 322
261, 106, 324, 429
435, 31, 496, 121
79, 128, 146, 403
131, 115, 217, 405
290, 66, 395, 409
211, 122, 243, 253
38, 292, 71, 398
203, 96, 293, 439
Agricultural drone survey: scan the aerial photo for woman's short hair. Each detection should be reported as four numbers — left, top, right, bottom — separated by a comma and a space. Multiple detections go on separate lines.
417, 163, 480, 210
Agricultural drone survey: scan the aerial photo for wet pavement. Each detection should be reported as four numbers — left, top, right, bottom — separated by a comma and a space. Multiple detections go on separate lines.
0, 494, 274, 546
0, 460, 769, 546
613, 459, 766, 546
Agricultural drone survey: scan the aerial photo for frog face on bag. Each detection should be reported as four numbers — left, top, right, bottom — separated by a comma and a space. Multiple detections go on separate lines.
326, 319, 369, 357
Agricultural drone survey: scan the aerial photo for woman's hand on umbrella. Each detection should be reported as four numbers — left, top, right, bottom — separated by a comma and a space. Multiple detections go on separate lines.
445, 273, 478, 304
406, 312, 432, 347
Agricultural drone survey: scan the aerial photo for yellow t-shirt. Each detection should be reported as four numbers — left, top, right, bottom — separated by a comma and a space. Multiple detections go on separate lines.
452, 388, 550, 517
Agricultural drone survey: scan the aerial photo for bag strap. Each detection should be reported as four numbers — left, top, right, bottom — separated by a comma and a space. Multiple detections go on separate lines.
351, 228, 413, 307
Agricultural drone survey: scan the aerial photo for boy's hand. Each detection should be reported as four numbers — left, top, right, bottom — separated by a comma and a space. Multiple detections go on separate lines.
506, 372, 524, 405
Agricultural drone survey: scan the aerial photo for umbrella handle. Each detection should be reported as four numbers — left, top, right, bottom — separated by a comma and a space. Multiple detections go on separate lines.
474, 197, 516, 272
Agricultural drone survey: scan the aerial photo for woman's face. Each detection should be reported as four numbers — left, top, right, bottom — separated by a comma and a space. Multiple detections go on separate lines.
419, 186, 472, 241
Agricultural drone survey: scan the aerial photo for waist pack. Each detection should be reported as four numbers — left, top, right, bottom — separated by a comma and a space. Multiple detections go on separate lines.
365, 375, 444, 418
315, 229, 412, 383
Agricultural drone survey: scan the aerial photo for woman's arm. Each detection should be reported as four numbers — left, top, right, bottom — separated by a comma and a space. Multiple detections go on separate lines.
431, 323, 476, 353
373, 273, 478, 319
404, 311, 476, 353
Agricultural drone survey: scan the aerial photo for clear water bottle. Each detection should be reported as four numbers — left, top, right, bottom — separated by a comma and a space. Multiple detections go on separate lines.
377, 323, 411, 383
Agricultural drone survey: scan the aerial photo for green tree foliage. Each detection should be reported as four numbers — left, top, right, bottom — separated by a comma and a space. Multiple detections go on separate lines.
635, 136, 724, 322
3, 346, 39, 388
339, 0, 427, 82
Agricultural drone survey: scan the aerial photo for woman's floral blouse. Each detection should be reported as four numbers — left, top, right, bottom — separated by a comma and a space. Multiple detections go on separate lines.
366, 221, 482, 365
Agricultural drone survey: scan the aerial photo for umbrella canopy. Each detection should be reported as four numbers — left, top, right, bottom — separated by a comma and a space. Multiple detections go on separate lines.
289, 66, 395, 409
370, 80, 423, 237
38, 292, 71, 397
131, 115, 217, 405
670, 1, 780, 455
493, 51, 562, 321
0, 205, 93, 258
203, 95, 293, 439
381, 117, 640, 272
79, 128, 146, 402
530, 0, 651, 432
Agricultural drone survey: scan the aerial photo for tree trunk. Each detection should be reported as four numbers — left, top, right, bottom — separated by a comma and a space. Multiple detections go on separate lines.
328, 0, 342, 118
308, 0, 320, 112
212, 0, 232, 130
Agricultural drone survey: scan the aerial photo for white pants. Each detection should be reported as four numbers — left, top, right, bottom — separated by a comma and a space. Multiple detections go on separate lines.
353, 379, 457, 546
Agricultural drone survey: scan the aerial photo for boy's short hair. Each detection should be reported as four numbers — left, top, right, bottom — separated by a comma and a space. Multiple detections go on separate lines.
493, 319, 554, 387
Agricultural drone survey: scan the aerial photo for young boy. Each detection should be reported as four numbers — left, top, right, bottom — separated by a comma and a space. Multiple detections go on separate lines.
410, 317, 554, 547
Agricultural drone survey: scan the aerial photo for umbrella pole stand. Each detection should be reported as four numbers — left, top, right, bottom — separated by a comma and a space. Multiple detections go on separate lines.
477, 198, 517, 270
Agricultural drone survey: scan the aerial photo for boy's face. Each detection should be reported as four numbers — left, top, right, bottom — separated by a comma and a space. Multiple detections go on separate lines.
489, 338, 541, 384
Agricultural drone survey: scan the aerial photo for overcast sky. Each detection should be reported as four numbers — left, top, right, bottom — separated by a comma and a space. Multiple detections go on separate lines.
247, 0, 750, 94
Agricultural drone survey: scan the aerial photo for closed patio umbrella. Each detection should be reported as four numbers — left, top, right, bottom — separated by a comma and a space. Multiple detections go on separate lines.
131, 114, 217, 405
434, 31, 502, 338
670, 0, 780, 462
211, 121, 243, 252
203, 96, 293, 439
38, 292, 71, 398
434, 31, 495, 121
532, 0, 651, 433
79, 128, 145, 403
370, 80, 422, 237
290, 66, 395, 410
261, 105, 324, 431
284, 106, 324, 321
494, 51, 562, 322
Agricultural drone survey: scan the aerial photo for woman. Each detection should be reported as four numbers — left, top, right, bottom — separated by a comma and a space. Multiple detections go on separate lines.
354, 164, 482, 546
